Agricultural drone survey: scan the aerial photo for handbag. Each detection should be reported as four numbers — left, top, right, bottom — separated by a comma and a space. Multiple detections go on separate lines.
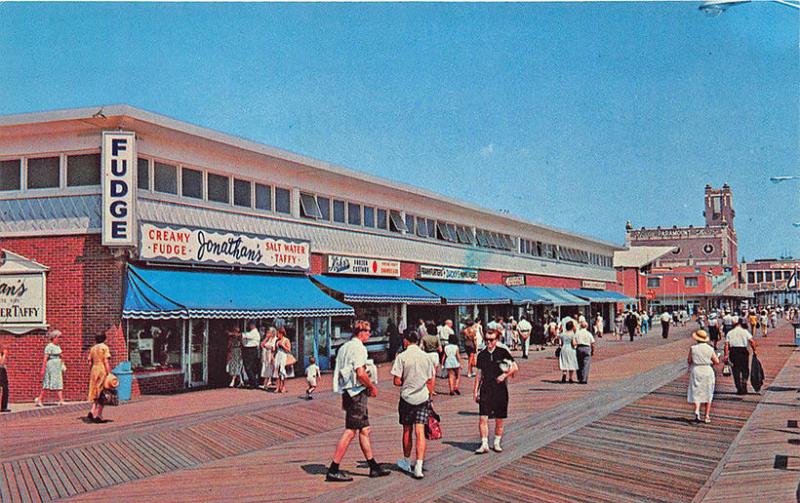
100, 388, 119, 406
555, 347, 561, 358
722, 363, 732, 376
425, 405, 442, 440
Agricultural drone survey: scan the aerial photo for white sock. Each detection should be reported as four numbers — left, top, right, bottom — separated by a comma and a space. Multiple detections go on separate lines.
481, 437, 489, 447
494, 436, 502, 447
415, 460, 424, 472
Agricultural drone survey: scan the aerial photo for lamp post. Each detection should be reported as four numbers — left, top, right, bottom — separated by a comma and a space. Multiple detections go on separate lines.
700, 0, 800, 15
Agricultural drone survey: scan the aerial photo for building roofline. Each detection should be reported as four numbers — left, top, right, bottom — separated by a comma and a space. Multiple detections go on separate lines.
0, 104, 624, 251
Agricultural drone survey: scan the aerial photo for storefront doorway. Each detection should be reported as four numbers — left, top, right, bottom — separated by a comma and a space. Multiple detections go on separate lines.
303, 317, 331, 370
188, 320, 208, 387
208, 319, 234, 388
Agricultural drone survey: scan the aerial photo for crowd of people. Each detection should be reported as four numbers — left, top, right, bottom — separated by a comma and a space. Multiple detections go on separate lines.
224, 321, 299, 395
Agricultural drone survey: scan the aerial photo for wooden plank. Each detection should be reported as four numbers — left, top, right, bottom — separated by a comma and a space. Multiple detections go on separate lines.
24, 458, 55, 503
37, 454, 72, 500
0, 463, 16, 503
10, 461, 34, 503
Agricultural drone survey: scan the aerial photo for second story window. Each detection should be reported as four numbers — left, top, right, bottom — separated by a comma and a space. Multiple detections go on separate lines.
389, 210, 407, 233
300, 193, 322, 219
318, 196, 331, 221
0, 159, 21, 191
416, 218, 428, 238
181, 167, 203, 199
154, 161, 178, 195
647, 277, 660, 288
137, 158, 150, 190
207, 174, 230, 204
685, 277, 698, 287
333, 199, 346, 223
363, 206, 375, 227
275, 187, 291, 214
66, 153, 101, 187
233, 179, 252, 207
376, 208, 388, 229
255, 183, 272, 211
27, 156, 60, 189
347, 202, 362, 225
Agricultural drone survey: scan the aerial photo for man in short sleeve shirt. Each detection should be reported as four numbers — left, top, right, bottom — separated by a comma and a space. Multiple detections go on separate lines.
724, 317, 758, 395
473, 329, 516, 454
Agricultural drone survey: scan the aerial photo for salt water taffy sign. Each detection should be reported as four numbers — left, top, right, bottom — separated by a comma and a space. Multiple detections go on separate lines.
139, 223, 310, 272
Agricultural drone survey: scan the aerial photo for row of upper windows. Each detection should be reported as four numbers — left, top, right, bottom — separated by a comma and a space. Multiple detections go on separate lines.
747, 270, 794, 283
0, 151, 615, 268
646, 276, 699, 288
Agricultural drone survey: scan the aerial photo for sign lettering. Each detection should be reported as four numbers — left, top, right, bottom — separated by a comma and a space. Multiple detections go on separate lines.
102, 132, 136, 246
327, 255, 400, 277
418, 265, 478, 282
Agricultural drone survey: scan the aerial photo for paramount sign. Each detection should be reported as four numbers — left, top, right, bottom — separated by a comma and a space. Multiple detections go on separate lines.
139, 223, 310, 272
327, 255, 400, 277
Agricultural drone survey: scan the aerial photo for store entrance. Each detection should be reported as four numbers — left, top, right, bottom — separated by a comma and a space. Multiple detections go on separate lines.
208, 319, 234, 388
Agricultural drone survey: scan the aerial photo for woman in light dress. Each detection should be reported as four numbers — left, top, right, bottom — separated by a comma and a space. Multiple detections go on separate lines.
688, 330, 719, 423
226, 325, 244, 388
593, 313, 604, 339
273, 328, 296, 393
260, 327, 277, 389
558, 321, 579, 384
35, 330, 66, 406
443, 333, 462, 395
87, 333, 112, 423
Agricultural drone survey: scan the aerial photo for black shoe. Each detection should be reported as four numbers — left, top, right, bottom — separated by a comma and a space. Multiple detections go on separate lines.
0, 409, 10, 413
87, 412, 94, 420
454, 389, 461, 395
369, 465, 391, 478
569, 379, 574, 384
522, 355, 528, 359
326, 471, 353, 482
561, 375, 567, 383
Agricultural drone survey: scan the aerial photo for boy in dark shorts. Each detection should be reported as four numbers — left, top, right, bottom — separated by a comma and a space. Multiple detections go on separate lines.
473, 328, 517, 454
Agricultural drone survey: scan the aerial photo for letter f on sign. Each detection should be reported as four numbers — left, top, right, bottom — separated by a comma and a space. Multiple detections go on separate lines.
112, 138, 128, 156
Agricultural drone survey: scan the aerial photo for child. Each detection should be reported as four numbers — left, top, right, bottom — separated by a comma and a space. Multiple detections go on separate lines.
305, 357, 321, 400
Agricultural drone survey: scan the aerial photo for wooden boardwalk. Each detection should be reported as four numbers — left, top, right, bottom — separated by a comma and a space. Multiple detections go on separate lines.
0, 323, 796, 502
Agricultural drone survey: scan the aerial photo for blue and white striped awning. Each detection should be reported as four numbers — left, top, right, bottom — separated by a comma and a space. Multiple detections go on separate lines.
415, 281, 510, 305
567, 289, 637, 304
123, 265, 354, 320
311, 275, 441, 304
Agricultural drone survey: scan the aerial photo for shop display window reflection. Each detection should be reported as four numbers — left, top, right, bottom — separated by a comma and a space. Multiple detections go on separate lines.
127, 320, 183, 372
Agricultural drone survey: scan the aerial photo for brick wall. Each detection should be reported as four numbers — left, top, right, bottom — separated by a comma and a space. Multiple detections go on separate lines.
134, 372, 185, 395
0, 234, 127, 403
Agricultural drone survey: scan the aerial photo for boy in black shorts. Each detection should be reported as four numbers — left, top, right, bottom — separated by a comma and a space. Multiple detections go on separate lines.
473, 328, 516, 454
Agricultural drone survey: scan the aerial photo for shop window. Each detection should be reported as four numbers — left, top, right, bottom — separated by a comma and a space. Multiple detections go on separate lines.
233, 178, 252, 207
318, 196, 331, 221
416, 218, 427, 237
405, 214, 415, 234
127, 319, 183, 372
347, 202, 362, 225
154, 161, 178, 194
765, 271, 773, 282
275, 187, 291, 214
0, 159, 21, 191
333, 199, 346, 223
66, 153, 101, 186
427, 218, 436, 238
27, 156, 60, 189
376, 208, 388, 229
363, 206, 375, 227
685, 277, 698, 287
647, 277, 660, 288
389, 210, 407, 232
208, 173, 230, 204
137, 158, 150, 190
181, 167, 203, 199
300, 193, 322, 219
255, 183, 272, 211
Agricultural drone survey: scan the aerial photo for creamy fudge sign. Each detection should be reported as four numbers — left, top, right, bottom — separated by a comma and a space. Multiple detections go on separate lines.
139, 223, 310, 271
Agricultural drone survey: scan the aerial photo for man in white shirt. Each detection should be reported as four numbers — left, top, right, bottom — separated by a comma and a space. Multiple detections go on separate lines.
660, 311, 672, 339
326, 320, 389, 482
241, 322, 262, 388
722, 311, 734, 336
392, 330, 435, 479
724, 317, 758, 395
517, 317, 533, 359
437, 320, 455, 347
574, 321, 596, 384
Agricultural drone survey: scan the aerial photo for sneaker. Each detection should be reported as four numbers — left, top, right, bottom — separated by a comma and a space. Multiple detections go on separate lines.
493, 443, 503, 453
413, 464, 424, 479
369, 465, 391, 478
474, 444, 490, 455
325, 471, 353, 482
397, 459, 412, 473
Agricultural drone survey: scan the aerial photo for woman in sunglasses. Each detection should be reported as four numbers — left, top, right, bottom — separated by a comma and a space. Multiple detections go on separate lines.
473, 328, 516, 454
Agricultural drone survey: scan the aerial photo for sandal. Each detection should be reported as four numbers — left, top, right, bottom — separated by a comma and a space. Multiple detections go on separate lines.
704, 416, 711, 424
34, 397, 43, 407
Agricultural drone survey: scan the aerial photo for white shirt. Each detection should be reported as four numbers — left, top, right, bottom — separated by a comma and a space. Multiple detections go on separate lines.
305, 364, 320, 379
574, 328, 596, 346
559, 316, 577, 332
722, 314, 733, 327
391, 344, 435, 405
726, 326, 753, 348
437, 324, 454, 343
517, 319, 532, 337
660, 313, 672, 323
241, 328, 261, 348
333, 337, 369, 396
577, 315, 587, 325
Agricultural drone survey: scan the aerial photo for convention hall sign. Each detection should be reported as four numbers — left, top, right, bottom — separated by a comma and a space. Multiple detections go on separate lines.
139, 223, 310, 272
327, 255, 400, 277
0, 250, 49, 334
418, 265, 478, 282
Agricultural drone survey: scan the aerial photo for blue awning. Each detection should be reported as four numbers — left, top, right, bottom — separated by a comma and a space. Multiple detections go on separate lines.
123, 265, 354, 320
567, 289, 638, 304
312, 275, 440, 304
532, 288, 590, 306
415, 281, 510, 305
483, 284, 531, 305
505, 286, 554, 305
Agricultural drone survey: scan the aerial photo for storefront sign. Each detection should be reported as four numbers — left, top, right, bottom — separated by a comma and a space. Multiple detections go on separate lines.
139, 223, 310, 271
418, 265, 478, 282
503, 275, 526, 287
581, 280, 606, 290
0, 250, 48, 334
327, 255, 400, 277
102, 131, 137, 247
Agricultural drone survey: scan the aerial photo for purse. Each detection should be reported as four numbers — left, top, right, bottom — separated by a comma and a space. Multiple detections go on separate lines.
100, 388, 119, 406
555, 347, 561, 358
425, 405, 442, 440
722, 363, 732, 376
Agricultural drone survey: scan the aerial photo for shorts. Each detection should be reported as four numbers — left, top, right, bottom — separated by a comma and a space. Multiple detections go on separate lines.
479, 384, 509, 419
306, 377, 317, 387
398, 398, 430, 426
465, 345, 475, 356
342, 391, 369, 430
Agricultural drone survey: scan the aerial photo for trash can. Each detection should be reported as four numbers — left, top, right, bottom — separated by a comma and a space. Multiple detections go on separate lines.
112, 361, 134, 402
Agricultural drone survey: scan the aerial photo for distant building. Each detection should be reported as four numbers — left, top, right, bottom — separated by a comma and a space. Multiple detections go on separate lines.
740, 258, 800, 306
617, 184, 752, 313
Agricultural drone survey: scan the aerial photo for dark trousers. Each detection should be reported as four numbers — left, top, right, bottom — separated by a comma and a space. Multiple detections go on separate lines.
628, 326, 636, 342
661, 321, 670, 339
0, 367, 8, 411
242, 347, 260, 387
521, 336, 529, 358
576, 346, 592, 383
730, 347, 750, 394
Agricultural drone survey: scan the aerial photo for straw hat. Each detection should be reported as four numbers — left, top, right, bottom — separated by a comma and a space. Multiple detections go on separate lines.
104, 373, 119, 389
692, 330, 710, 343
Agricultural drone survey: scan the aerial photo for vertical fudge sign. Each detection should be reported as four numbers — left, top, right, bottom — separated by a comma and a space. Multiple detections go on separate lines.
102, 131, 137, 247
140, 223, 310, 271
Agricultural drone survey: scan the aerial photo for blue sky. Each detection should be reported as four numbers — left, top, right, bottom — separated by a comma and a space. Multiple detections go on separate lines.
0, 2, 797, 260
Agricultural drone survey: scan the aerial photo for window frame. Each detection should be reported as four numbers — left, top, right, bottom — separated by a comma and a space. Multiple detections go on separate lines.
318, 196, 331, 221
347, 202, 362, 226
299, 192, 323, 219
376, 208, 388, 229
153, 161, 179, 195
684, 277, 699, 287
0, 158, 22, 192
255, 183, 273, 211
389, 210, 408, 232
180, 166, 204, 200
233, 178, 253, 208
333, 199, 346, 223
363, 205, 375, 227
26, 155, 61, 190
66, 152, 101, 187
274, 186, 291, 214
646, 277, 661, 288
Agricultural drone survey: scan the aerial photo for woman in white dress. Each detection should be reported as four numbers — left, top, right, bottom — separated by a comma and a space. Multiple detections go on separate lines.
558, 321, 579, 384
687, 330, 719, 423
260, 327, 277, 389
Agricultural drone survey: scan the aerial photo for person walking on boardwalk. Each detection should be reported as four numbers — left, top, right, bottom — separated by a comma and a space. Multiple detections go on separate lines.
558, 321, 579, 384
463, 319, 478, 378
660, 311, 672, 339
326, 320, 390, 482
260, 327, 277, 389
386, 318, 401, 361
574, 321, 596, 384
474, 328, 516, 454
392, 329, 436, 479
687, 330, 719, 423
625, 311, 639, 342
34, 330, 66, 407
87, 333, 112, 423
241, 321, 262, 389
0, 344, 9, 412
443, 332, 462, 395
517, 316, 532, 359
724, 317, 758, 395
